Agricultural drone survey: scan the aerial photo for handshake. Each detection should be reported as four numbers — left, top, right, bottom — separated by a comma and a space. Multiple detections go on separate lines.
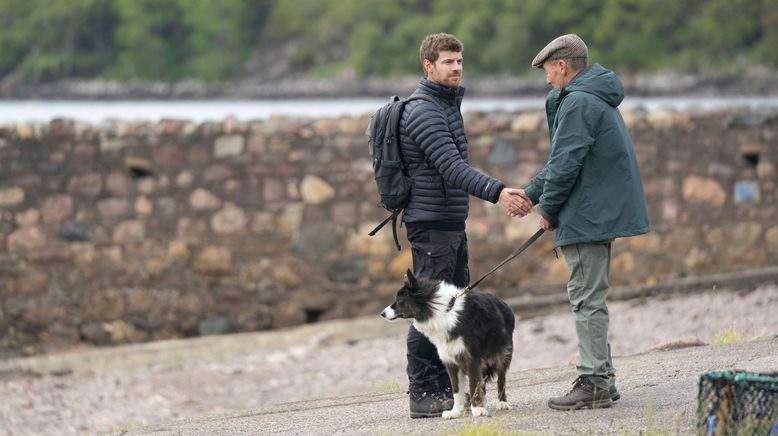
498, 188, 533, 218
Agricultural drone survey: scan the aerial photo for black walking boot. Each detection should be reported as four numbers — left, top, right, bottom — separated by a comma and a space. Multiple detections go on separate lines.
610, 379, 620, 402
548, 376, 613, 411
409, 390, 455, 418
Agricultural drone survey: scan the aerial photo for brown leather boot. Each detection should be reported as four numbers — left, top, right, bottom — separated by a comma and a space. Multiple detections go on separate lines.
548, 376, 613, 411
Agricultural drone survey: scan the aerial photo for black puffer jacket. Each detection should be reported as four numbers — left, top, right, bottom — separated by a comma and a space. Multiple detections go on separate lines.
399, 79, 505, 227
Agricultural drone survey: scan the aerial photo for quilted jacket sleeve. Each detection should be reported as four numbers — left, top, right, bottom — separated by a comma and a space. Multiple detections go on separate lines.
405, 100, 504, 203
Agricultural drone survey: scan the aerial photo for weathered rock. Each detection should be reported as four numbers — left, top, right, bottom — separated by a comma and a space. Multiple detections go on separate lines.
0, 187, 25, 207
67, 173, 102, 197
14, 208, 40, 227
291, 223, 342, 256
510, 112, 544, 133
134, 196, 153, 215
203, 164, 232, 182
545, 257, 570, 283
682, 176, 726, 207
766, 226, 778, 255
6, 270, 49, 296
277, 204, 304, 233
106, 171, 132, 196
647, 109, 691, 129
176, 218, 207, 243
214, 135, 245, 158
189, 188, 222, 210
168, 240, 190, 260
104, 320, 142, 344
327, 258, 367, 283
488, 140, 517, 166
198, 317, 233, 336
98, 198, 130, 220
272, 302, 306, 328
58, 222, 92, 242
6, 227, 47, 252
41, 194, 74, 224
757, 160, 775, 180
23, 304, 66, 328
113, 220, 145, 244
271, 264, 303, 288
387, 250, 413, 279
126, 289, 156, 313
211, 204, 247, 235
300, 175, 335, 205
176, 170, 194, 188
345, 225, 393, 257
612, 251, 636, 275
152, 145, 184, 168
192, 245, 232, 275
263, 178, 285, 203
79, 322, 110, 345
80, 289, 125, 322
628, 233, 662, 254
250, 211, 275, 234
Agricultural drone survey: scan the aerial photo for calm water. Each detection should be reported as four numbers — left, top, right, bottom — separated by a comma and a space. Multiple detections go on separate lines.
0, 96, 776, 123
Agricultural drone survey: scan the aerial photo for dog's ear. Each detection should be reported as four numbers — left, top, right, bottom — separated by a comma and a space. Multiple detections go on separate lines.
405, 269, 418, 288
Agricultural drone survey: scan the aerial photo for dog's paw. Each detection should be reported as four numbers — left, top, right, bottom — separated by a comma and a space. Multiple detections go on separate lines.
441, 408, 463, 420
471, 406, 489, 417
497, 401, 511, 410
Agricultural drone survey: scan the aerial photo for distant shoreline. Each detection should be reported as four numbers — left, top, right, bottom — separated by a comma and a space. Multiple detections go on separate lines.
2, 68, 776, 100
2, 96, 777, 124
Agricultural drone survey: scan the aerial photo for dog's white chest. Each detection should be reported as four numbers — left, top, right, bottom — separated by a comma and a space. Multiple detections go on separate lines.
414, 322, 467, 364
433, 336, 466, 363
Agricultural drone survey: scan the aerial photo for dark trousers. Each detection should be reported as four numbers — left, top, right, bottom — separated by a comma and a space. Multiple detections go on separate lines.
405, 227, 469, 393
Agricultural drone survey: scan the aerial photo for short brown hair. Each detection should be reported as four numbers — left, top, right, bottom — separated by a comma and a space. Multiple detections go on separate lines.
419, 33, 463, 66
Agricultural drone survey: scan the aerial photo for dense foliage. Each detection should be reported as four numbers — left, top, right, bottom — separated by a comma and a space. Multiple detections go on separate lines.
0, 0, 775, 82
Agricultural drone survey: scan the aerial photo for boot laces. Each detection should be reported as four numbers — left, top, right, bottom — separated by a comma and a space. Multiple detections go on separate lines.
565, 376, 588, 395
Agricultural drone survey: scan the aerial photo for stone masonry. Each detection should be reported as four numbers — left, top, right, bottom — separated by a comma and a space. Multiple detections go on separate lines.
0, 107, 776, 355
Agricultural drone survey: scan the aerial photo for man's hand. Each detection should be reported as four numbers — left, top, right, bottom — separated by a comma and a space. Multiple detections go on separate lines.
499, 188, 532, 217
539, 216, 556, 231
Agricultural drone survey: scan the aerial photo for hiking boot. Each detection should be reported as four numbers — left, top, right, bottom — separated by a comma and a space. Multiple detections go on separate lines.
548, 377, 613, 411
409, 390, 454, 418
610, 380, 620, 402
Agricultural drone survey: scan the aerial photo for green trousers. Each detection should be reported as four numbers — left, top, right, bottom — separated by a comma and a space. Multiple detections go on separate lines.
561, 242, 615, 390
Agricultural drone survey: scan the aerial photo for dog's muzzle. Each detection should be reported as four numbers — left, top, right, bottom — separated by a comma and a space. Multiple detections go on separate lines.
380, 306, 398, 320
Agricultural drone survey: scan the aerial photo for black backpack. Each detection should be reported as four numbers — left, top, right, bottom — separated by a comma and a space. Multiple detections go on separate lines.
366, 93, 438, 250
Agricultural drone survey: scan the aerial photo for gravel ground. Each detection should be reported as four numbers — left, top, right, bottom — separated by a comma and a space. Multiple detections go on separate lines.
1, 284, 777, 436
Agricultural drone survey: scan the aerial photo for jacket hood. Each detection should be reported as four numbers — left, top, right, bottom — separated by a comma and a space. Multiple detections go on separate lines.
563, 64, 624, 107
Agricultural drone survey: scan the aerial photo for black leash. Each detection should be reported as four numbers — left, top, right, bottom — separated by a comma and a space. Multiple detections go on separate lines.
446, 228, 546, 311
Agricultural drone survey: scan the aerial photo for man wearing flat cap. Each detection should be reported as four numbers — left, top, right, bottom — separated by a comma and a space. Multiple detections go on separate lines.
520, 34, 650, 410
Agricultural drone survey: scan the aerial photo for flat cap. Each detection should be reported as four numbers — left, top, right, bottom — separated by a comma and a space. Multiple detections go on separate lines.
531, 34, 588, 68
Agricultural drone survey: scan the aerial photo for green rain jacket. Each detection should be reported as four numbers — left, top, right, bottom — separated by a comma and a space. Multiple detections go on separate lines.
524, 64, 650, 247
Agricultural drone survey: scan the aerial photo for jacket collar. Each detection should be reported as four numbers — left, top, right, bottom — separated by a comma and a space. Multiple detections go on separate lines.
418, 78, 466, 107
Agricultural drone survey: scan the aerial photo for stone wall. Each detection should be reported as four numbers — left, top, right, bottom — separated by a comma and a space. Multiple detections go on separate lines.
1, 108, 776, 355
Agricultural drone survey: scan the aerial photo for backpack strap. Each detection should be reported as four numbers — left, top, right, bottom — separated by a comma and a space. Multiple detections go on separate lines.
406, 92, 442, 109
368, 209, 402, 251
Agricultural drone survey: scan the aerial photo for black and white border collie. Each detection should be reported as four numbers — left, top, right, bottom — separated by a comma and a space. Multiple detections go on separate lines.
381, 269, 515, 419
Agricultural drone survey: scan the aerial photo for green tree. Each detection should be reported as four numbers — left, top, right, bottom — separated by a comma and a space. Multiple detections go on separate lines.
112, 0, 189, 80
177, 0, 254, 80
753, 0, 778, 66
683, 0, 764, 69
0, 0, 107, 81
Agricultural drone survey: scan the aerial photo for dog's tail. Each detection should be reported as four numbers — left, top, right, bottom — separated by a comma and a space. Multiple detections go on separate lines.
483, 363, 498, 382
